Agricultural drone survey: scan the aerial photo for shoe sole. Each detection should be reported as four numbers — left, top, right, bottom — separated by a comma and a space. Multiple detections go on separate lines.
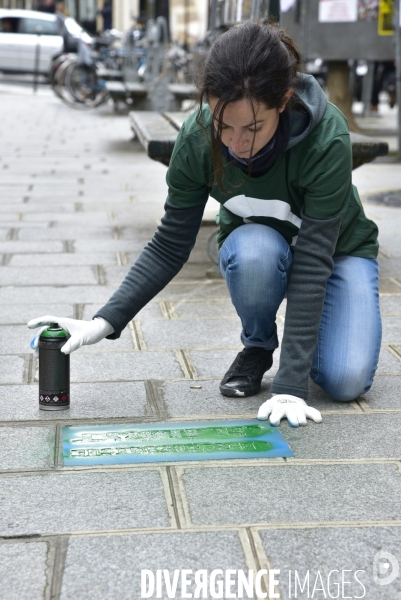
219, 384, 261, 398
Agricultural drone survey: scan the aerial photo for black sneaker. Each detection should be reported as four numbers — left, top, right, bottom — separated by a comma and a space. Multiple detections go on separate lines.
219, 347, 274, 397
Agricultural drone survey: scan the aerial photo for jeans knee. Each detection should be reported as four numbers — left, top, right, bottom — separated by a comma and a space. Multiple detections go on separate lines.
314, 365, 373, 402
330, 388, 364, 403
222, 225, 291, 276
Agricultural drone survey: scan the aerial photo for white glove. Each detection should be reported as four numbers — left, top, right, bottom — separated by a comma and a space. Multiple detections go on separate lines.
28, 315, 114, 355
257, 394, 322, 427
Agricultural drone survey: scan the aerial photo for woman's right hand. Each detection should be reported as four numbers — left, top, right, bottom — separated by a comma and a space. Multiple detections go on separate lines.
27, 316, 114, 355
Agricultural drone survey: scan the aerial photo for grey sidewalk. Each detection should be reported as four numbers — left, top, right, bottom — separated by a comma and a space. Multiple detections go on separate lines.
1, 83, 401, 600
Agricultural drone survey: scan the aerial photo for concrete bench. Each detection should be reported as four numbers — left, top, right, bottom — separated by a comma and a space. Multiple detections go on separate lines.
167, 83, 197, 102
349, 132, 389, 169
97, 67, 123, 82
107, 82, 196, 111
129, 111, 185, 166
129, 110, 389, 169
105, 81, 148, 104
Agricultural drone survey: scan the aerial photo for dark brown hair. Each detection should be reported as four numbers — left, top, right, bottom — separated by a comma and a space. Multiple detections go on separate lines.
196, 21, 302, 191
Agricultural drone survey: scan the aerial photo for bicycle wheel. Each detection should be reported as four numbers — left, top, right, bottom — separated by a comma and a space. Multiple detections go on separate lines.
64, 63, 109, 109
55, 60, 108, 110
52, 55, 76, 100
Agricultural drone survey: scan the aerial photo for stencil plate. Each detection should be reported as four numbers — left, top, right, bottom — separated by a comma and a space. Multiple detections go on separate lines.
62, 420, 294, 465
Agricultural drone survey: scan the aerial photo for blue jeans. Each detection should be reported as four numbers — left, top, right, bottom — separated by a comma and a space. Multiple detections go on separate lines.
219, 223, 382, 402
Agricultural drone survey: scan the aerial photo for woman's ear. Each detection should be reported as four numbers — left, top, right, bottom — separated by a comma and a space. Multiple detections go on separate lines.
279, 89, 294, 113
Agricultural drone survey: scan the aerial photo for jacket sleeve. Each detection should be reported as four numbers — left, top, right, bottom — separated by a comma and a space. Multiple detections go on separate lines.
93, 196, 206, 338
270, 210, 342, 399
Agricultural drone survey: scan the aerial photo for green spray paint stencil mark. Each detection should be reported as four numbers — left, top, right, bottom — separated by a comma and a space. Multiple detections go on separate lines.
62, 420, 294, 465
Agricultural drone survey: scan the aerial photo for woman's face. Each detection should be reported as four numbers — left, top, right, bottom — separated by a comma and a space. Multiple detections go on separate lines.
208, 95, 291, 158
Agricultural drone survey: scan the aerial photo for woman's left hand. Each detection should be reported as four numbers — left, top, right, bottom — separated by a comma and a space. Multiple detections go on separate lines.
257, 394, 322, 427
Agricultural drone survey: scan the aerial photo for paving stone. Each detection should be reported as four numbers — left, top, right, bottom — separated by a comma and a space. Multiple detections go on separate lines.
0, 266, 98, 286
74, 240, 149, 253
0, 202, 76, 214
0, 303, 74, 325
0, 471, 169, 535
157, 378, 356, 418
0, 382, 149, 420
0, 228, 10, 240
363, 376, 401, 409
20, 187, 82, 197
0, 542, 48, 600
189, 348, 283, 378
379, 257, 401, 278
285, 413, 401, 459
0, 200, 28, 211
18, 226, 115, 241
24, 211, 111, 223
186, 246, 211, 263
183, 463, 401, 525
0, 355, 25, 384
0, 285, 117, 305
0, 241, 64, 254
380, 295, 401, 314
70, 351, 184, 382
379, 278, 401, 294
378, 222, 401, 237
83, 302, 164, 321
382, 317, 401, 343
154, 282, 230, 301
104, 265, 130, 284
9, 253, 117, 266
306, 378, 358, 407
135, 303, 167, 321
0, 221, 52, 228
175, 263, 216, 281
259, 526, 401, 600
377, 347, 401, 373
105, 264, 218, 286
379, 234, 401, 257
61, 531, 248, 600
0, 427, 55, 470
75, 328, 134, 353
0, 326, 48, 355
158, 379, 271, 417
81, 303, 117, 321
188, 348, 240, 378
120, 227, 170, 241
172, 299, 238, 319
119, 250, 142, 265
141, 319, 242, 349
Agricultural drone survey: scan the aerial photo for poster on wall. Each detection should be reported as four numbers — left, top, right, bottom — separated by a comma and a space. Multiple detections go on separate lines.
318, 0, 358, 22
357, 0, 379, 21
378, 0, 394, 34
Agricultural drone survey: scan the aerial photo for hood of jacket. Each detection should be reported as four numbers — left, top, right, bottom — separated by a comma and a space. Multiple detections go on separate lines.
286, 73, 328, 150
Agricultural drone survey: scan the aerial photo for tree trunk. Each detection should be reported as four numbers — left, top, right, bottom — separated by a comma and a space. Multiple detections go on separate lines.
326, 61, 359, 132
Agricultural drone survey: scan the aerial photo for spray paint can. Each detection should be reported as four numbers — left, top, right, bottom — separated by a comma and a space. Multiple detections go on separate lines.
38, 323, 70, 411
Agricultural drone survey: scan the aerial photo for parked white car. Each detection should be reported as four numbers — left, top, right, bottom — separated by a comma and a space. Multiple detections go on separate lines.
0, 9, 92, 75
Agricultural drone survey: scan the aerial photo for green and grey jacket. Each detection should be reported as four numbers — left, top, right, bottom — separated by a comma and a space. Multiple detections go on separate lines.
95, 74, 378, 399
